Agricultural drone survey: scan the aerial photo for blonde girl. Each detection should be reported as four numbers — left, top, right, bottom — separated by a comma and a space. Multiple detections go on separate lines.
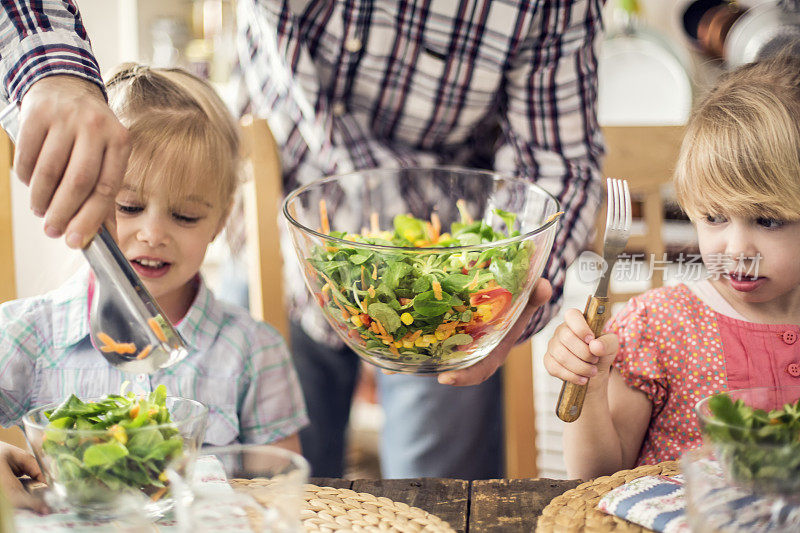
0, 65, 307, 464
543, 51, 800, 479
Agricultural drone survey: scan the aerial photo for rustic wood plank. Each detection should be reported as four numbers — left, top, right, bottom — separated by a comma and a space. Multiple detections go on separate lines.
351, 478, 469, 532
309, 477, 353, 489
469, 478, 580, 532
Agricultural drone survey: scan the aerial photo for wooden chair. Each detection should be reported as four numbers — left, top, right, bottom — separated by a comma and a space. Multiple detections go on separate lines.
239, 117, 538, 478
0, 131, 27, 449
599, 126, 686, 305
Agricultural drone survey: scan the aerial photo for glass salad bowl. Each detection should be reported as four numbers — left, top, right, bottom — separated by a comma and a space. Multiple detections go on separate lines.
695, 386, 800, 497
283, 166, 562, 373
22, 388, 208, 520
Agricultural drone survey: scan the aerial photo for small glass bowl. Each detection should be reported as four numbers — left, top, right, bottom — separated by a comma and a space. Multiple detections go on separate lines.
695, 386, 800, 496
683, 448, 800, 532
283, 166, 562, 373
22, 396, 208, 520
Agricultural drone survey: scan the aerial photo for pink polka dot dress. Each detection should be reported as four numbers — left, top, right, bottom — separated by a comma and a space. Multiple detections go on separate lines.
605, 283, 800, 466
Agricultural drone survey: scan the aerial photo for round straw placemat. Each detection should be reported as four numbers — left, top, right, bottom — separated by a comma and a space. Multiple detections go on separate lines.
536, 461, 680, 533
230, 480, 456, 532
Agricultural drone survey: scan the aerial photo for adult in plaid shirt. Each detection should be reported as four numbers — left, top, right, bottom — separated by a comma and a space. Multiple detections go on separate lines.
1, 0, 603, 479
237, 0, 603, 479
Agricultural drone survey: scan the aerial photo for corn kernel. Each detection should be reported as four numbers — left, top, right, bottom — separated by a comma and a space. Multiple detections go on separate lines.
350, 315, 363, 328
403, 340, 415, 349
159, 471, 168, 483
435, 330, 448, 341
414, 338, 429, 348
109, 425, 127, 445
400, 312, 414, 325
394, 341, 403, 349
422, 334, 437, 344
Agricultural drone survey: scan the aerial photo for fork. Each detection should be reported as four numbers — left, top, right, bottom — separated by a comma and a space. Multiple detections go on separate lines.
556, 178, 631, 422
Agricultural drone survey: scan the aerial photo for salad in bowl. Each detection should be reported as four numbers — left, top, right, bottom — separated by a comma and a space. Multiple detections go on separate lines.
283, 167, 562, 373
696, 386, 800, 496
22, 385, 207, 519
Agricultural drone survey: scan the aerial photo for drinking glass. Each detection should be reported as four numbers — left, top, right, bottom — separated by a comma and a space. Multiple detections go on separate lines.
172, 444, 310, 532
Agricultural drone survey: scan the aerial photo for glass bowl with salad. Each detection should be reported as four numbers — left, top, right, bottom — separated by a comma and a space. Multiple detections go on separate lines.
695, 386, 800, 496
22, 385, 208, 519
283, 166, 562, 373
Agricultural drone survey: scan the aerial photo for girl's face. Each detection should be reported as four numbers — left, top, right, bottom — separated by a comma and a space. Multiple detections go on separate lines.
113, 183, 226, 320
696, 211, 800, 321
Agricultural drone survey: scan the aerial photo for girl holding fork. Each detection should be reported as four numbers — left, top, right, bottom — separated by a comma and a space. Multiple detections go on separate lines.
544, 50, 800, 479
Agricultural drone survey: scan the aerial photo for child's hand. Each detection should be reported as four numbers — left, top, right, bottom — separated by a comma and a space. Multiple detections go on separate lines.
0, 442, 49, 513
544, 308, 619, 385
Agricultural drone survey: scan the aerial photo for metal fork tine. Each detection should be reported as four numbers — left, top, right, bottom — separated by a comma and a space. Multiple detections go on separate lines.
612, 178, 621, 230
623, 179, 631, 231
605, 177, 613, 232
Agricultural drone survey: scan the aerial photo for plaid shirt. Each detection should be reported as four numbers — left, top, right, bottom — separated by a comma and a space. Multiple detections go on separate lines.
238, 0, 604, 345
0, 0, 604, 348
0, 1, 103, 101
0, 269, 308, 445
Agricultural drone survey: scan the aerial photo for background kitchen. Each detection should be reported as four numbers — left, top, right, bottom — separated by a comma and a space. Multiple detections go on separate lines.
2, 0, 794, 479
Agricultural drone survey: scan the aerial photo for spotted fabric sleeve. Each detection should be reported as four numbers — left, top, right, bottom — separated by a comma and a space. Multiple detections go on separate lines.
606, 295, 670, 416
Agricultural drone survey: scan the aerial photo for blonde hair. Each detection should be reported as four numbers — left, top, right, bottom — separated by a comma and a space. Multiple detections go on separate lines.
105, 63, 240, 215
674, 51, 800, 222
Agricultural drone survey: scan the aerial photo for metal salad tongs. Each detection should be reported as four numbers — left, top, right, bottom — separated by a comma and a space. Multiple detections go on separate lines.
0, 96, 187, 374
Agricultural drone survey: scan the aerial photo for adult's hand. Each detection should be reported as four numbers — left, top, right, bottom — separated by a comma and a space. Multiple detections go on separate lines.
16, 75, 130, 248
0, 442, 48, 513
437, 278, 553, 386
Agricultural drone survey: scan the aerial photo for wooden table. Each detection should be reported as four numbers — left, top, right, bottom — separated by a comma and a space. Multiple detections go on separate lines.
310, 477, 581, 532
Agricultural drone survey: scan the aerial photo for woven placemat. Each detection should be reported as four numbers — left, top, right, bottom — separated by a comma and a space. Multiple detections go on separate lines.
230, 480, 455, 532
536, 461, 680, 533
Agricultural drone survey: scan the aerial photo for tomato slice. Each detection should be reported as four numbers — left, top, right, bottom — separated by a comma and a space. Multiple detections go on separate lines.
463, 287, 512, 338
469, 287, 512, 323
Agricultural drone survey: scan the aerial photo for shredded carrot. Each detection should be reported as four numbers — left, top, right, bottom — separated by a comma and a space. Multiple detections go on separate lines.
345, 305, 361, 316
457, 199, 473, 223
375, 320, 388, 337
370, 212, 380, 234
136, 344, 153, 360
150, 486, 168, 502
361, 265, 367, 289
129, 405, 140, 419
371, 264, 378, 280
97, 333, 137, 355
389, 344, 400, 356
431, 280, 443, 300
319, 199, 330, 234
545, 211, 564, 224
467, 271, 481, 290
370, 322, 380, 334
431, 213, 441, 241
332, 297, 350, 318
453, 305, 467, 312
148, 318, 168, 343
119, 343, 136, 354
408, 330, 422, 342
368, 285, 376, 298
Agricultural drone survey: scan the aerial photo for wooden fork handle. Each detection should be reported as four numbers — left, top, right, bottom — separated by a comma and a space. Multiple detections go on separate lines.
556, 295, 610, 422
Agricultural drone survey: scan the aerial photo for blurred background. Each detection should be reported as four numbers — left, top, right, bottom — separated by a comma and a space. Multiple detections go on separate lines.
6, 0, 797, 479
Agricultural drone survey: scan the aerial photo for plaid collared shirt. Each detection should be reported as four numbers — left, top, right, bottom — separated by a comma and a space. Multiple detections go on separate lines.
237, 0, 604, 345
0, 269, 308, 445
0, 0, 604, 348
